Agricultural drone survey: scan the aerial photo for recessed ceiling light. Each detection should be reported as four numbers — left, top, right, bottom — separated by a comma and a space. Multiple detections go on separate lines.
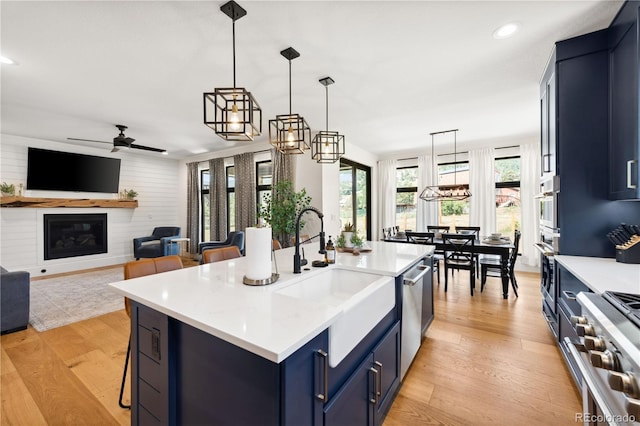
0, 55, 18, 65
493, 22, 520, 39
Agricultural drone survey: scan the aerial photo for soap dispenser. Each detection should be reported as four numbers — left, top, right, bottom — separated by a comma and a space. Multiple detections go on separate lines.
325, 236, 336, 264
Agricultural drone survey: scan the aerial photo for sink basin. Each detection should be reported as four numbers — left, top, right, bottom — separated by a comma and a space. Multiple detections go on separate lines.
276, 268, 395, 367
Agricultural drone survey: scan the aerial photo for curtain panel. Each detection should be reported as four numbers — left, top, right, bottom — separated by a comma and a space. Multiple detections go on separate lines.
520, 143, 540, 267
272, 148, 294, 187
208, 158, 227, 241
234, 152, 256, 231
417, 154, 438, 231
469, 147, 496, 235
186, 162, 200, 254
378, 159, 397, 235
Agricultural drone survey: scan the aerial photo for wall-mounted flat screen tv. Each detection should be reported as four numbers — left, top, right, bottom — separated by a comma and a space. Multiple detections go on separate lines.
27, 147, 121, 193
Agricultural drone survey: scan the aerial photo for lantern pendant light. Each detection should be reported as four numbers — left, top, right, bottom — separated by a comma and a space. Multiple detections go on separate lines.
269, 47, 311, 154
311, 77, 345, 164
203, 1, 262, 141
419, 129, 472, 202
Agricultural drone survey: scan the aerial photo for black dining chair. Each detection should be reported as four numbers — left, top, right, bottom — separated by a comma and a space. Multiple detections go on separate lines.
454, 226, 481, 274
405, 231, 440, 283
480, 230, 521, 297
442, 233, 476, 296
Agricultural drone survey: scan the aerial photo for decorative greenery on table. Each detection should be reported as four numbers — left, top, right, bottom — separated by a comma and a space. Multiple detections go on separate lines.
258, 180, 312, 248
350, 233, 364, 248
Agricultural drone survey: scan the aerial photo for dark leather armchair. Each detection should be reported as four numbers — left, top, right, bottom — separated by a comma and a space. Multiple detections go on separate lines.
133, 227, 181, 259
1, 266, 30, 334
198, 231, 245, 261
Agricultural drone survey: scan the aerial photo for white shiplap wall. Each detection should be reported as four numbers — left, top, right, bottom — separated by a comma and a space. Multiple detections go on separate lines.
0, 134, 180, 276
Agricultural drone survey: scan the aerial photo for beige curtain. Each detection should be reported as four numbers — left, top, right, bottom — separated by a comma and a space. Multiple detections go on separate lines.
208, 158, 227, 241
234, 152, 256, 231
186, 162, 200, 254
272, 148, 294, 187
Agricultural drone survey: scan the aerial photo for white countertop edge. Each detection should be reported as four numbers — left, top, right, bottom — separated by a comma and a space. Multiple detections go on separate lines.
555, 255, 640, 294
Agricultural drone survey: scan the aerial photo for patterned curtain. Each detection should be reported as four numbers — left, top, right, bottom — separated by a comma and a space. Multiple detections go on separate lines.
272, 148, 294, 188
208, 158, 227, 241
186, 161, 200, 254
233, 152, 256, 231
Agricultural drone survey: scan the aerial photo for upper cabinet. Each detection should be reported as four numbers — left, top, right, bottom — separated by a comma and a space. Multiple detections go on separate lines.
609, 1, 640, 200
540, 51, 557, 179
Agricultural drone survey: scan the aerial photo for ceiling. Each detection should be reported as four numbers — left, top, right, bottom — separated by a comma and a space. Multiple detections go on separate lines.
0, 1, 623, 160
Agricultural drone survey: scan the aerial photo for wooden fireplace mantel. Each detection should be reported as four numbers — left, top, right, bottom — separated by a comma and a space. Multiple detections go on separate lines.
0, 196, 138, 208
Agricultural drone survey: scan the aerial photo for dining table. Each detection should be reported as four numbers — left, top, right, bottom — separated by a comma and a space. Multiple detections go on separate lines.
384, 235, 515, 299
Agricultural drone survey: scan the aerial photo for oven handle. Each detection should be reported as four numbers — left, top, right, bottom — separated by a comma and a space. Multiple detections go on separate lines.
563, 337, 617, 422
534, 243, 555, 257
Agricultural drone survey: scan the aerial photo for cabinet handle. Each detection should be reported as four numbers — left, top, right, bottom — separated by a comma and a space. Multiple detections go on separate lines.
374, 361, 383, 398
369, 367, 379, 404
316, 350, 328, 402
627, 160, 638, 189
562, 291, 576, 301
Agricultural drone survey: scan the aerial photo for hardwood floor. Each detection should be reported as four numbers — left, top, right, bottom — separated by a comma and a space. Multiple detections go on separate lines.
1, 269, 580, 425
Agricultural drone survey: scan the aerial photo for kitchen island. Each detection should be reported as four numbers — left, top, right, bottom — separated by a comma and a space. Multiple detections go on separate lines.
110, 240, 434, 425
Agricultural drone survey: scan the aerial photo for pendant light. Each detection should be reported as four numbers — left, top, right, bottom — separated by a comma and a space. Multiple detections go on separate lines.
269, 47, 311, 154
311, 77, 345, 164
203, 1, 262, 141
419, 129, 471, 202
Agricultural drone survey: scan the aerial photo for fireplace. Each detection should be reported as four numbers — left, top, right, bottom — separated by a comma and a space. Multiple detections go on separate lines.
44, 213, 107, 260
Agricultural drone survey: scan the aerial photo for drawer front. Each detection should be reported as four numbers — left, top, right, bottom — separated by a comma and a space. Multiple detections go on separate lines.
138, 404, 161, 425
139, 352, 162, 391
139, 378, 162, 417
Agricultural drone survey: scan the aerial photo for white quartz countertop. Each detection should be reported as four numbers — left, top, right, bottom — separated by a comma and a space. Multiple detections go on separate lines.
555, 255, 640, 294
109, 241, 433, 363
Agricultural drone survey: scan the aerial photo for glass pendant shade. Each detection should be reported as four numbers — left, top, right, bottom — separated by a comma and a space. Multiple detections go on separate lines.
419, 129, 472, 202
311, 76, 345, 163
203, 1, 262, 142
269, 47, 311, 154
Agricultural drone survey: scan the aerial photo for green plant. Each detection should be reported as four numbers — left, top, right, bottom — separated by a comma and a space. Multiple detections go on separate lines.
350, 233, 364, 248
343, 221, 354, 232
1, 182, 15, 195
126, 189, 138, 199
258, 180, 312, 248
335, 233, 346, 248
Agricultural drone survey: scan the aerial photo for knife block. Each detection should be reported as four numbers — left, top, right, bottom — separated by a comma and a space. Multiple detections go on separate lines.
616, 240, 640, 264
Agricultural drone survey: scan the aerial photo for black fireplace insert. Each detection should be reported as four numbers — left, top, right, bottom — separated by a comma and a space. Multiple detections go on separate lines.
44, 213, 107, 260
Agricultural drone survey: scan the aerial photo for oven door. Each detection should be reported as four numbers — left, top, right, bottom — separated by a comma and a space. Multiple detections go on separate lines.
564, 338, 630, 425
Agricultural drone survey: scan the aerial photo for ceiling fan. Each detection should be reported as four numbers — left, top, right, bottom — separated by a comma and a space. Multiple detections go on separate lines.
68, 124, 167, 154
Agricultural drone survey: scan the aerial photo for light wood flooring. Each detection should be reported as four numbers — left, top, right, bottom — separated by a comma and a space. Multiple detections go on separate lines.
1, 268, 580, 425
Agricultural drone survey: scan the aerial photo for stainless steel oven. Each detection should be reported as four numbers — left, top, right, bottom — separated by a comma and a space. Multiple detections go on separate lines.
537, 175, 560, 231
565, 292, 640, 425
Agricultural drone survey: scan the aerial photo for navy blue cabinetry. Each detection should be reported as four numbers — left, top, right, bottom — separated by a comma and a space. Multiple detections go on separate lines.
609, 0, 640, 200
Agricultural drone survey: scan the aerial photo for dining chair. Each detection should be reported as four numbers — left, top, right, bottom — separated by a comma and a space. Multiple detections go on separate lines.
442, 233, 476, 296
454, 226, 481, 274
480, 230, 521, 297
202, 246, 242, 263
272, 239, 282, 250
120, 255, 183, 409
405, 231, 440, 283
427, 226, 450, 275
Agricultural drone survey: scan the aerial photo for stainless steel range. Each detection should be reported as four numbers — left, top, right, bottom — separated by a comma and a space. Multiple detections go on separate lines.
565, 291, 640, 425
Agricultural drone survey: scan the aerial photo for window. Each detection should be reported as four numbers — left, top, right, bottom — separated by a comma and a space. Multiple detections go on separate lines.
339, 159, 371, 240
256, 160, 272, 219
227, 166, 235, 232
495, 156, 521, 247
438, 161, 470, 229
396, 167, 418, 231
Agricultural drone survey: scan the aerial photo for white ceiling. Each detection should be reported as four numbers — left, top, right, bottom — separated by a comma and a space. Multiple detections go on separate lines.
0, 0, 623, 160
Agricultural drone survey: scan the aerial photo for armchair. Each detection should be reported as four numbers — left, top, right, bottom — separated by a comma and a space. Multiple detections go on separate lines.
198, 231, 245, 259
133, 227, 181, 259
1, 266, 30, 334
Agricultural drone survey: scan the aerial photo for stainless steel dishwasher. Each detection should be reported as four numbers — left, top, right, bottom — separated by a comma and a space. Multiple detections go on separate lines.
400, 259, 430, 380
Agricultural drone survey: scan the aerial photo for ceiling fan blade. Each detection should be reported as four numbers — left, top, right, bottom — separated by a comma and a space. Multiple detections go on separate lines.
130, 143, 167, 153
67, 137, 111, 144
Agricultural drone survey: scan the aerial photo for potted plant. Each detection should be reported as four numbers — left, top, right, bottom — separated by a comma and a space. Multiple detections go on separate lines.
350, 233, 364, 249
335, 233, 346, 249
258, 180, 312, 248
342, 222, 355, 248
125, 189, 138, 200
1, 182, 15, 197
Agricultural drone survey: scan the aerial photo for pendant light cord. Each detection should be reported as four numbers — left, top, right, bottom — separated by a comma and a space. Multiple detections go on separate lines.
288, 60, 292, 115
232, 20, 237, 89
453, 130, 457, 186
325, 85, 329, 131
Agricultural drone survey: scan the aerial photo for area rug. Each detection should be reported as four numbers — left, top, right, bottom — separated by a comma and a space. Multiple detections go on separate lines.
29, 267, 125, 332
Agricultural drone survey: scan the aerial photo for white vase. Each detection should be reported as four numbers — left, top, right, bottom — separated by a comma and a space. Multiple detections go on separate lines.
342, 231, 354, 248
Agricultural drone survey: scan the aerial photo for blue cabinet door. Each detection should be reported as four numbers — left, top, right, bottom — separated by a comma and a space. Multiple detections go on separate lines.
609, 2, 640, 200
324, 353, 375, 426
373, 322, 400, 425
